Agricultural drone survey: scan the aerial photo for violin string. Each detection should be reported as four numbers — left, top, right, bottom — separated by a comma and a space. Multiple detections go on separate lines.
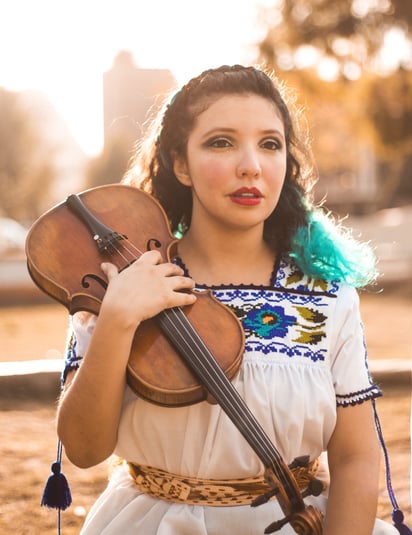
119, 239, 145, 258
160, 307, 293, 491
108, 239, 169, 273
107, 240, 144, 268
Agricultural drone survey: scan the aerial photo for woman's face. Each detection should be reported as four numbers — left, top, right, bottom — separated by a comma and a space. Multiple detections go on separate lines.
173, 93, 287, 235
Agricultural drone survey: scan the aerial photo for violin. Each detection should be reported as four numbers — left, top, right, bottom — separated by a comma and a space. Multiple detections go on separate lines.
26, 183, 324, 534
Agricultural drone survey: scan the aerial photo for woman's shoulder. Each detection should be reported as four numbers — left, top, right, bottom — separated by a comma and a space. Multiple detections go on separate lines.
275, 256, 362, 320
274, 255, 345, 297
274, 256, 361, 327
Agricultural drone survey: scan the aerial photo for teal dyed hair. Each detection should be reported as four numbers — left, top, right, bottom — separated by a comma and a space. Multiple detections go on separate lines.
290, 209, 378, 288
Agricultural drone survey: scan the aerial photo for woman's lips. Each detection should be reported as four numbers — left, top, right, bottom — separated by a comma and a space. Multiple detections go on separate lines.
229, 187, 263, 206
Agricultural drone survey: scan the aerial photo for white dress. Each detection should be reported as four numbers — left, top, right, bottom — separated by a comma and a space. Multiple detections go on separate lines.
64, 257, 397, 534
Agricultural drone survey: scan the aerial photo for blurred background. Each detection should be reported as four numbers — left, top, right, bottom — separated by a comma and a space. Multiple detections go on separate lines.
0, 2, 411, 532
1, 0, 412, 289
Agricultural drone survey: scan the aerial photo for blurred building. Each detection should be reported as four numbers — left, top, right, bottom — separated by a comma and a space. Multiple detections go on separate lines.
103, 51, 176, 151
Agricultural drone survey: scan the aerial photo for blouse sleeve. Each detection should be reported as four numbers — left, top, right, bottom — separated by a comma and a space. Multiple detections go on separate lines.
329, 284, 382, 407
62, 312, 97, 384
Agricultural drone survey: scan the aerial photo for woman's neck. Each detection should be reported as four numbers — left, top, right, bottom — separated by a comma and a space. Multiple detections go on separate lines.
177, 225, 276, 286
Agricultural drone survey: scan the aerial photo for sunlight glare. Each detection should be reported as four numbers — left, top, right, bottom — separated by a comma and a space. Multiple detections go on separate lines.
351, 0, 391, 18
294, 45, 319, 69
0, 0, 268, 156
317, 57, 340, 81
342, 61, 362, 81
377, 27, 412, 73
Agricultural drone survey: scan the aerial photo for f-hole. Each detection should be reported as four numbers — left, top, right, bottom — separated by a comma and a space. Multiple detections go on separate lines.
147, 238, 162, 251
82, 273, 108, 290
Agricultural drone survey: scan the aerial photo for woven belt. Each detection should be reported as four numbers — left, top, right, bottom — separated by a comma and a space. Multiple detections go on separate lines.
127, 459, 319, 506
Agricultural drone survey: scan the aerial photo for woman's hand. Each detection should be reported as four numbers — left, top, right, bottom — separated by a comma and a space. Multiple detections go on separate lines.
100, 250, 197, 328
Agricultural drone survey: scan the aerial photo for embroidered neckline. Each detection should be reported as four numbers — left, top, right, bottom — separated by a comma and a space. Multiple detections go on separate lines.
173, 255, 337, 297
173, 255, 282, 289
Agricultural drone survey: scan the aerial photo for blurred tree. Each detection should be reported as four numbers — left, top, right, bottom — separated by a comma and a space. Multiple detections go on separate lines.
0, 88, 55, 222
257, 0, 412, 209
259, 0, 412, 76
366, 68, 412, 201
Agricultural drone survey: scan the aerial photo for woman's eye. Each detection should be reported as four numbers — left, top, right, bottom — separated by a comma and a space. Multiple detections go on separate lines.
208, 138, 232, 148
261, 139, 282, 151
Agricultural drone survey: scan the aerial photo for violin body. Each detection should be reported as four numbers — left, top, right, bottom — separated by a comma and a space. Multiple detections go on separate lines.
26, 184, 244, 406
26, 185, 174, 315
129, 294, 243, 406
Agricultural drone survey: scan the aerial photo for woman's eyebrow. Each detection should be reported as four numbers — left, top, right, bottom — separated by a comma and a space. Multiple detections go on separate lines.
201, 127, 285, 138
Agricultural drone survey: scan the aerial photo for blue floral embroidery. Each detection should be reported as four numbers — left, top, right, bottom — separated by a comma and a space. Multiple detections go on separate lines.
196, 258, 337, 363
243, 304, 297, 339
62, 330, 82, 384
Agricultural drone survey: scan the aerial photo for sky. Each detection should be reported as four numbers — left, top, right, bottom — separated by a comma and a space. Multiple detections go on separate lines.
0, 0, 272, 156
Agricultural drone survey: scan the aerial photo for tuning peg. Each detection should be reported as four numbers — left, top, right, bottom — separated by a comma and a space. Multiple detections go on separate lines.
288, 455, 310, 469
301, 478, 324, 499
264, 514, 292, 534
251, 486, 280, 507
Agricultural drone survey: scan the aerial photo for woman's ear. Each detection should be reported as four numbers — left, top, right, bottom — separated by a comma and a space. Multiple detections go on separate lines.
173, 155, 192, 186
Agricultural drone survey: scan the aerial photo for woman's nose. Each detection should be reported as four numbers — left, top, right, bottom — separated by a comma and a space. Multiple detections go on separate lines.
236, 148, 261, 179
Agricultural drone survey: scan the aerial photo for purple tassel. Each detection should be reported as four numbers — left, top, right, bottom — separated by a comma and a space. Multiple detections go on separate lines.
393, 510, 412, 535
41, 460, 72, 510
41, 441, 72, 511
373, 400, 412, 534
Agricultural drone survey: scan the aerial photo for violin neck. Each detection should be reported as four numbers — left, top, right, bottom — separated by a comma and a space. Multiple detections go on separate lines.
157, 307, 282, 471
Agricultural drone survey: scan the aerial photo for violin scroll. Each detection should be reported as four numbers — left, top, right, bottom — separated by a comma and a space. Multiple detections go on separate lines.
255, 458, 324, 535
264, 506, 323, 535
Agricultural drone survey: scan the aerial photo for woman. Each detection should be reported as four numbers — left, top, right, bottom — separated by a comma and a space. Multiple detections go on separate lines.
56, 65, 399, 534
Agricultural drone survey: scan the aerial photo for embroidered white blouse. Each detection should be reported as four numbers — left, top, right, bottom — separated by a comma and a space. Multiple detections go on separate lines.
63, 257, 394, 535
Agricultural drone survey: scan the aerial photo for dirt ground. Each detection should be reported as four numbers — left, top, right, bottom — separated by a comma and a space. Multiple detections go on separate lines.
0, 285, 411, 534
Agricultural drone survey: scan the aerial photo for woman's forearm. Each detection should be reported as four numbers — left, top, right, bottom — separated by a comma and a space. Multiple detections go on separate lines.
57, 309, 137, 468
323, 454, 379, 534
324, 400, 381, 535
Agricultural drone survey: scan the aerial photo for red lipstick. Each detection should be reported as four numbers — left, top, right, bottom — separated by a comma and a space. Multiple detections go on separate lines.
229, 187, 263, 206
